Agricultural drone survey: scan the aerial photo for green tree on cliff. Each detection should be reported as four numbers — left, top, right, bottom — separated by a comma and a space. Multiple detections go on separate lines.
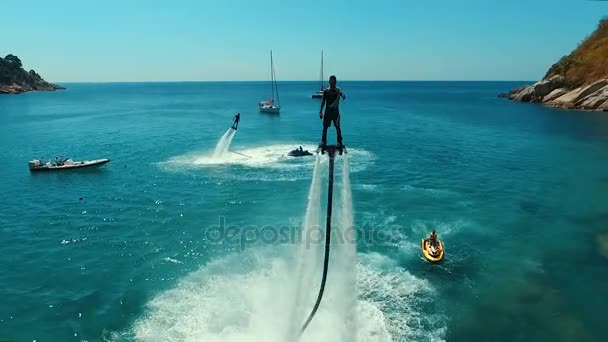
1, 53, 50, 86
4, 54, 23, 69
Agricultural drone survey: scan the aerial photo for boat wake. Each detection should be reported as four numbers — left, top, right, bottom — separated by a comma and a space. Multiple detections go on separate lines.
122, 249, 445, 342
129, 154, 446, 342
159, 144, 374, 180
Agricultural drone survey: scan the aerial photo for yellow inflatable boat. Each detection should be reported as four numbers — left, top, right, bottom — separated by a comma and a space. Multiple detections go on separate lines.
421, 239, 444, 263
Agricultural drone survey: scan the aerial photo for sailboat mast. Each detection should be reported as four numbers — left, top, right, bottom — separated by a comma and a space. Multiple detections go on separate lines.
270, 50, 274, 102
274, 54, 280, 107
320, 51, 324, 91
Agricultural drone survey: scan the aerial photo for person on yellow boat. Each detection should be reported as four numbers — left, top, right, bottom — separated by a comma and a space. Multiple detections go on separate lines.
429, 230, 437, 243
428, 230, 440, 256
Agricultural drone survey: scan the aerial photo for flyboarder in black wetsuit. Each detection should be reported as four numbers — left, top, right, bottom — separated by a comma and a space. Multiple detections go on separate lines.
232, 112, 240, 130
319, 75, 346, 148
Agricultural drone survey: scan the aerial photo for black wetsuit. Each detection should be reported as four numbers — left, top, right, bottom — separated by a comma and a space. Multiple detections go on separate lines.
321, 87, 343, 145
232, 114, 240, 129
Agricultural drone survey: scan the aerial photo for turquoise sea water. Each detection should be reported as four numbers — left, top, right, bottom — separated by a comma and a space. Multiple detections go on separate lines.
1, 82, 607, 341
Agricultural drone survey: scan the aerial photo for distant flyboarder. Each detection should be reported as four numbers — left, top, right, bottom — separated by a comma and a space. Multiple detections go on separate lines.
319, 75, 346, 148
232, 112, 241, 130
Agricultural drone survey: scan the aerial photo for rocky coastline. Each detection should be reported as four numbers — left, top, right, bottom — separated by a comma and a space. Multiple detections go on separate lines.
500, 76, 608, 111
0, 82, 65, 95
0, 54, 65, 95
501, 18, 608, 112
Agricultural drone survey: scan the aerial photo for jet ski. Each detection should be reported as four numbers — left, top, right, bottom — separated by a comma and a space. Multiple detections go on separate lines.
421, 238, 444, 263
288, 147, 313, 157
29, 158, 110, 172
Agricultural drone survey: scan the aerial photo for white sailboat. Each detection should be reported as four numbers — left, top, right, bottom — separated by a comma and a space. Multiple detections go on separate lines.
259, 50, 281, 114
312, 51, 324, 99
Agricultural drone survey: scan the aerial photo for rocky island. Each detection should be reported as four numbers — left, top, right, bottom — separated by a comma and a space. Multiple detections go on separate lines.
501, 18, 608, 111
0, 54, 65, 94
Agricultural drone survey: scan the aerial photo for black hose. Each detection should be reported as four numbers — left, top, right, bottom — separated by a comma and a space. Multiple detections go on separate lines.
300, 152, 335, 335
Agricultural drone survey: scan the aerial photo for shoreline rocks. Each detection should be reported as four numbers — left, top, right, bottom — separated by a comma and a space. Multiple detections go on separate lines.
0, 82, 65, 95
502, 77, 608, 112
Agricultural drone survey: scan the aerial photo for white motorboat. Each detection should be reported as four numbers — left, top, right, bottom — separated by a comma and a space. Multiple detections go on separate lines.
29, 158, 110, 172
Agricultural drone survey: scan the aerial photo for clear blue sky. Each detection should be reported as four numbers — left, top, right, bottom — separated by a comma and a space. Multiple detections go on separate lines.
2, 0, 606, 82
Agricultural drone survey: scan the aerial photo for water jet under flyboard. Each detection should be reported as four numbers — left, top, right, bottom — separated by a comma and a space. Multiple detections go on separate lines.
292, 145, 356, 341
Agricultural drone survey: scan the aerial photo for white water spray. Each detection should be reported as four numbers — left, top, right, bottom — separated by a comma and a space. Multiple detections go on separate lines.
128, 150, 448, 342
212, 128, 237, 159
306, 155, 357, 341
287, 154, 324, 339
334, 155, 357, 340
288, 153, 358, 342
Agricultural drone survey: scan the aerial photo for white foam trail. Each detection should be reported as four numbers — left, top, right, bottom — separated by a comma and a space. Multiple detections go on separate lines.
294, 155, 358, 342
307, 155, 357, 341
129, 154, 447, 341
131, 251, 297, 342
334, 155, 357, 340
212, 128, 236, 159
127, 248, 446, 342
355, 259, 446, 342
287, 154, 324, 339
161, 144, 374, 175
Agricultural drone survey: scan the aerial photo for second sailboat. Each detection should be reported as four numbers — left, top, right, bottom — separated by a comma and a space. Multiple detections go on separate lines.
312, 51, 324, 99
